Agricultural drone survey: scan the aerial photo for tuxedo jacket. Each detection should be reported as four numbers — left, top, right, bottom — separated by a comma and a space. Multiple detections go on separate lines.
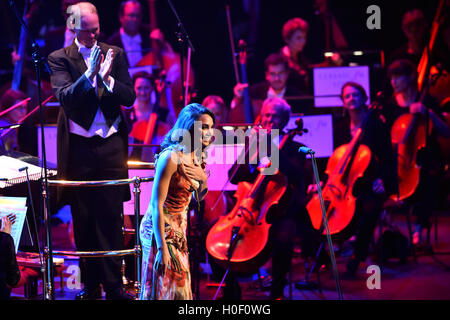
106, 26, 153, 66
47, 41, 136, 203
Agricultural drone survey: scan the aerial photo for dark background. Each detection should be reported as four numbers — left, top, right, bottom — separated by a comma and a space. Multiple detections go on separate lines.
0, 0, 443, 106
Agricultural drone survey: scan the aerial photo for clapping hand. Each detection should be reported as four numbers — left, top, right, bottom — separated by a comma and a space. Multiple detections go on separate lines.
99, 48, 114, 81
86, 44, 102, 80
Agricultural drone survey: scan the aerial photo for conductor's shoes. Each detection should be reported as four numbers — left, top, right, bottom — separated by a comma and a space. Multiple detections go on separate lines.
75, 287, 102, 300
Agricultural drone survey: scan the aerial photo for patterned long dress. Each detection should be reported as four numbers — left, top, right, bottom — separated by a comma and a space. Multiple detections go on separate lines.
139, 148, 199, 300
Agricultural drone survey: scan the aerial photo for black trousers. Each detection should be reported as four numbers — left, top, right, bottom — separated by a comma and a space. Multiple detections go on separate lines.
352, 192, 384, 262
67, 133, 127, 292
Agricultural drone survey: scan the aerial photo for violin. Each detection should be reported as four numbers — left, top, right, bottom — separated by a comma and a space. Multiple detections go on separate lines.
306, 107, 375, 238
206, 119, 306, 273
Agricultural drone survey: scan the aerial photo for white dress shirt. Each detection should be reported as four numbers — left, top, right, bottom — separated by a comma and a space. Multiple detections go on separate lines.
120, 28, 143, 67
68, 38, 120, 138
267, 86, 286, 99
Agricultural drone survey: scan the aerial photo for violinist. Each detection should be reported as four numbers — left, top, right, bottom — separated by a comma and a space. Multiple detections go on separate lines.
383, 59, 450, 246
229, 53, 309, 123
224, 97, 310, 299
334, 82, 397, 275
107, 0, 175, 68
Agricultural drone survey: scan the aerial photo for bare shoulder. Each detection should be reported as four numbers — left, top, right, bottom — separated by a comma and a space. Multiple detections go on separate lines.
156, 149, 180, 176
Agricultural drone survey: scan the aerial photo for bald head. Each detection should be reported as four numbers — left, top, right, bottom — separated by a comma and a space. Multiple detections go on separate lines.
67, 2, 100, 48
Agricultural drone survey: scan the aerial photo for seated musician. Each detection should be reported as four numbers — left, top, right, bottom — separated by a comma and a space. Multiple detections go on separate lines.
383, 59, 450, 246
107, 0, 175, 68
221, 97, 311, 299
389, 9, 428, 66
280, 17, 311, 93
0, 89, 29, 153
123, 71, 174, 161
334, 82, 397, 275
0, 215, 21, 300
202, 95, 229, 125
229, 53, 312, 124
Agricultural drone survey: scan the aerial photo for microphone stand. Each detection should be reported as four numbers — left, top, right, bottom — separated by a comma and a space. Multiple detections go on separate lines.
298, 147, 343, 300
8, 0, 54, 300
213, 226, 241, 301
166, 0, 195, 107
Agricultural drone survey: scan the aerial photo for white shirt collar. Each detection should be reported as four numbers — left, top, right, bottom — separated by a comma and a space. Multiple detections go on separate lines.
75, 37, 98, 55
267, 86, 286, 99
120, 27, 142, 43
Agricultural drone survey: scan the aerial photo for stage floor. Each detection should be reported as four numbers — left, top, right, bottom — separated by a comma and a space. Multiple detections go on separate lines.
10, 210, 450, 300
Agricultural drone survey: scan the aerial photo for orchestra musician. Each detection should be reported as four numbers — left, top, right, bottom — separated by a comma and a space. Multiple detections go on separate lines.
0, 215, 21, 300
47, 2, 135, 300
202, 95, 229, 125
123, 70, 175, 161
229, 53, 310, 123
382, 59, 450, 247
334, 82, 397, 275
106, 0, 175, 68
222, 97, 310, 300
389, 9, 429, 66
280, 17, 311, 93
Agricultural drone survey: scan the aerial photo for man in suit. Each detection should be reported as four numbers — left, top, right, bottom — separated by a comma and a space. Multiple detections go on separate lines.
106, 0, 175, 68
47, 2, 135, 300
229, 53, 313, 124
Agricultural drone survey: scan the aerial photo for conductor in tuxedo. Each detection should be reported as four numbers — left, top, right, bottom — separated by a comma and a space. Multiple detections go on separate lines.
47, 2, 135, 300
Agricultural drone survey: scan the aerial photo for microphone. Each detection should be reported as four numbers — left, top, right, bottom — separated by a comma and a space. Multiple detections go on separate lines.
298, 146, 315, 154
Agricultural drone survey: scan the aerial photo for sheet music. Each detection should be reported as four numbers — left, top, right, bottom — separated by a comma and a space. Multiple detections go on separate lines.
0, 155, 57, 188
0, 196, 27, 253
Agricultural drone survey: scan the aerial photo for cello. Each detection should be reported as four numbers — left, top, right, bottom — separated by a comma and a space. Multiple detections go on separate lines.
306, 107, 376, 238
206, 118, 306, 273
